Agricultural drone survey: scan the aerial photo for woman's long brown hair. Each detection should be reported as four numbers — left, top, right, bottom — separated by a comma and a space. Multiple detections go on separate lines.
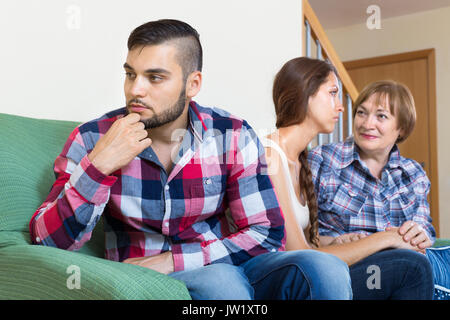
272, 57, 338, 248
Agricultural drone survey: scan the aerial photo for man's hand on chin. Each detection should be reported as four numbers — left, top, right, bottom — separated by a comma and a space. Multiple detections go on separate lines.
123, 251, 174, 275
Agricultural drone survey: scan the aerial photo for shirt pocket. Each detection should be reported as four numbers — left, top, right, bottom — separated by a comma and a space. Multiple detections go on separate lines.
189, 176, 225, 217
328, 183, 367, 231
397, 186, 417, 221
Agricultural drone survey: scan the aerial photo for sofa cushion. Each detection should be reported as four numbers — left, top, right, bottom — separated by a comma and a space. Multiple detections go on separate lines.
0, 243, 191, 299
0, 112, 80, 232
0, 112, 107, 256
434, 238, 450, 247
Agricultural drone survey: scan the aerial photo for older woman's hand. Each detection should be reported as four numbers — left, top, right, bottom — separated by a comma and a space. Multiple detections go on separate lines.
385, 222, 432, 253
397, 221, 433, 250
384, 227, 423, 252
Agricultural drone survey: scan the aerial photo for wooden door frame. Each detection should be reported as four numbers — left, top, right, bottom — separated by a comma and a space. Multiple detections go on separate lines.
344, 49, 440, 237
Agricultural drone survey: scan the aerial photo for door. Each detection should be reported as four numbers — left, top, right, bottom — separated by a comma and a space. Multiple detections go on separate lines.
344, 49, 440, 236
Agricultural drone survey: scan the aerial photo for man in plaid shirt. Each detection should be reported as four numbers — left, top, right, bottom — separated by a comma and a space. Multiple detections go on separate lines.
29, 19, 352, 300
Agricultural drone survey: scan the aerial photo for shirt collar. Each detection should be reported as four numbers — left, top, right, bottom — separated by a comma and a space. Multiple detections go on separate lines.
338, 136, 360, 169
165, 101, 210, 170
187, 100, 208, 143
137, 101, 208, 164
338, 136, 401, 169
386, 144, 401, 169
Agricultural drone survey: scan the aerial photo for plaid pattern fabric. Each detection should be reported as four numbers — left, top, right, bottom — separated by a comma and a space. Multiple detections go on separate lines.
308, 136, 436, 243
29, 101, 285, 271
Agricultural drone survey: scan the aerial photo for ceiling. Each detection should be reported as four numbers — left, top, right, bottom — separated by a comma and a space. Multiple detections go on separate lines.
309, 0, 450, 29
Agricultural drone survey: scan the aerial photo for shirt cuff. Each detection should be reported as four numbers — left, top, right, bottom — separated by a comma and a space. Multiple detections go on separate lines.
68, 154, 117, 205
423, 227, 436, 244
171, 242, 204, 272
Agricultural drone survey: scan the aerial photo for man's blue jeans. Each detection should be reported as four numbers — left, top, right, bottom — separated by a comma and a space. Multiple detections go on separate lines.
349, 249, 434, 300
169, 250, 352, 300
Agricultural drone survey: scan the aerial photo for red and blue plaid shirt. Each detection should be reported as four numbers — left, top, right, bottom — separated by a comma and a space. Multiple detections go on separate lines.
308, 136, 436, 243
29, 101, 285, 271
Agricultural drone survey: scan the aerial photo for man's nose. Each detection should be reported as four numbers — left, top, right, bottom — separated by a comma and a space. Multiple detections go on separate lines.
130, 77, 147, 97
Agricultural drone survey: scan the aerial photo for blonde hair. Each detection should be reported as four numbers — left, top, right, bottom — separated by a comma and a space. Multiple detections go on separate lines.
353, 80, 416, 143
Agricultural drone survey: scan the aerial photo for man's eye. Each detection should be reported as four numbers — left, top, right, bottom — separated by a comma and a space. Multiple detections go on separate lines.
378, 114, 388, 119
149, 75, 163, 81
125, 72, 135, 79
330, 90, 338, 96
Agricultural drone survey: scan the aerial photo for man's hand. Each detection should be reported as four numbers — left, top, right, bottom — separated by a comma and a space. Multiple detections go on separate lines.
397, 221, 432, 250
88, 113, 152, 176
123, 251, 174, 275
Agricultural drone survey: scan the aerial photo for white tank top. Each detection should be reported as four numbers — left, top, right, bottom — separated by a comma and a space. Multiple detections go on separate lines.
262, 137, 310, 231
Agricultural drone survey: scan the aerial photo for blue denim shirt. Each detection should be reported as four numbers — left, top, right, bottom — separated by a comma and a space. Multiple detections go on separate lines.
308, 136, 436, 243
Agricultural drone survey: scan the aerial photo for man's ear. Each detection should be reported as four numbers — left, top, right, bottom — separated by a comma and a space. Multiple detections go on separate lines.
185, 71, 202, 99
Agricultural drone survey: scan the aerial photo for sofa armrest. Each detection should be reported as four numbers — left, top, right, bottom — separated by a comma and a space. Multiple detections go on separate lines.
433, 238, 450, 248
0, 244, 191, 300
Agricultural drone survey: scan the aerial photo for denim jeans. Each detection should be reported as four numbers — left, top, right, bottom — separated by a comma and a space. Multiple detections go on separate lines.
169, 263, 254, 300
426, 246, 450, 300
169, 250, 352, 300
349, 249, 434, 300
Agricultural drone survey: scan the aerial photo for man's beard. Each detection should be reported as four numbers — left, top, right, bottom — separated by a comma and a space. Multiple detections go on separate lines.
126, 85, 187, 129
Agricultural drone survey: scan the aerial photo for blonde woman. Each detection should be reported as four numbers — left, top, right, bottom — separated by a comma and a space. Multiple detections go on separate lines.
309, 80, 449, 300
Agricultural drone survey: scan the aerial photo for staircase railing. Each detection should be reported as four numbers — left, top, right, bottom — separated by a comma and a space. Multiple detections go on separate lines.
303, 0, 359, 146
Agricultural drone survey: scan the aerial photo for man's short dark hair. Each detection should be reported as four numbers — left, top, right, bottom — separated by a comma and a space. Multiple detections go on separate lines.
127, 19, 203, 79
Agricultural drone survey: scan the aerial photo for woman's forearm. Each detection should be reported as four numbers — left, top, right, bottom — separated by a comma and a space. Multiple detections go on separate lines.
315, 232, 395, 266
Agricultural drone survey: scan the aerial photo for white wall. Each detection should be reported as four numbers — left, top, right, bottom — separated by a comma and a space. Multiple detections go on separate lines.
0, 0, 302, 135
325, 6, 450, 238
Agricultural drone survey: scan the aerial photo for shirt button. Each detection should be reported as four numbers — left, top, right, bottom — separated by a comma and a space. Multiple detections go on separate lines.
164, 222, 169, 227
165, 185, 170, 191
35, 237, 41, 243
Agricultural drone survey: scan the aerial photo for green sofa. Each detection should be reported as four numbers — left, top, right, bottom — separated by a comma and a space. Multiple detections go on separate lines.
1, 112, 449, 300
0, 112, 191, 299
